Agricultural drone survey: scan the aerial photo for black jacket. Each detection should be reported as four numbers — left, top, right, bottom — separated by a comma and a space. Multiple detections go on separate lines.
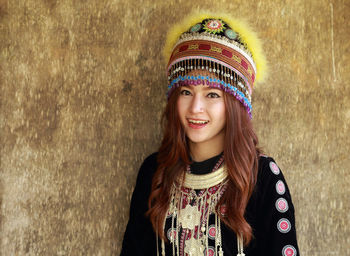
121, 153, 300, 256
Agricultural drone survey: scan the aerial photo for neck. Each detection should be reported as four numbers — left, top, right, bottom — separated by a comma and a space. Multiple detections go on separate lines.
189, 133, 224, 162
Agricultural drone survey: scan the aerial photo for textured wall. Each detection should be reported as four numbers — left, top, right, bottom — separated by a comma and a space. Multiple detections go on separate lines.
0, 0, 349, 255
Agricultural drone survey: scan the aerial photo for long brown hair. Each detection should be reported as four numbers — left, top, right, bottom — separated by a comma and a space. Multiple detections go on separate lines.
147, 86, 260, 245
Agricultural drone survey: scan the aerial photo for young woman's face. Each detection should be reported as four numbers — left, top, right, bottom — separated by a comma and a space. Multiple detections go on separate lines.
177, 74, 226, 150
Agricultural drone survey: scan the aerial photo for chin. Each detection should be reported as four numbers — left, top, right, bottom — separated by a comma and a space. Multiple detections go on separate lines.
186, 135, 210, 144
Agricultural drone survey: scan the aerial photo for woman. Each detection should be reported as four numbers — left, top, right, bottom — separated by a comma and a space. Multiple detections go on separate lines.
121, 11, 300, 256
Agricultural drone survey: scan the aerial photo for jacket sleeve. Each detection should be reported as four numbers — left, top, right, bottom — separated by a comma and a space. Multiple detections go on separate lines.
250, 156, 300, 256
120, 153, 158, 256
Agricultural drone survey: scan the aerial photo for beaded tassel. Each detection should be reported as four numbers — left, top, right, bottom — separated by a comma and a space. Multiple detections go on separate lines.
218, 219, 224, 256
161, 239, 165, 256
156, 230, 159, 256
237, 234, 245, 256
215, 209, 218, 256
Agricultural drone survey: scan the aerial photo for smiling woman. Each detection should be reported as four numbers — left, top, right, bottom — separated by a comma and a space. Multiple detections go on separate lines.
121, 11, 300, 256
177, 70, 226, 162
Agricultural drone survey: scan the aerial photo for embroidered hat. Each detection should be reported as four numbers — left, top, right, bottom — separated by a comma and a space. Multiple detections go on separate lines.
163, 11, 267, 118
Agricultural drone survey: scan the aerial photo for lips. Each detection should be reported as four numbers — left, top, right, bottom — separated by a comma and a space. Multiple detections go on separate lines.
187, 118, 209, 129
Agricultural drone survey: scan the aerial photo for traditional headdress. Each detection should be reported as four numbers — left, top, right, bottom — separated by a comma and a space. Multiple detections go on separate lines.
163, 11, 267, 118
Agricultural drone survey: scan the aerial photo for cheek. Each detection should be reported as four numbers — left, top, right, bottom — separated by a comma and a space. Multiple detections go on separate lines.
219, 105, 226, 120
177, 98, 186, 119
213, 102, 226, 125
211, 101, 226, 116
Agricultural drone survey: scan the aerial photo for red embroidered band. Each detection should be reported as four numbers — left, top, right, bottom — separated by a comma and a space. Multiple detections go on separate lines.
168, 40, 256, 90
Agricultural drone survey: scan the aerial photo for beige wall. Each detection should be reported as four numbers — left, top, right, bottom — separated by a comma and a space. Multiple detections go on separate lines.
1, 0, 349, 255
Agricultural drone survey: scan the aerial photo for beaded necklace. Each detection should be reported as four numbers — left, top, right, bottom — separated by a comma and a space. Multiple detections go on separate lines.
157, 154, 245, 256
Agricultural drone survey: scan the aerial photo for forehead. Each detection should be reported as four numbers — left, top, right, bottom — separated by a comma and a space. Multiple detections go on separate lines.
181, 84, 221, 90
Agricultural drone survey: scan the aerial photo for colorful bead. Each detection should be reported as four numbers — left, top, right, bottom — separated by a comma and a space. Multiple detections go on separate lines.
190, 23, 202, 32
225, 29, 238, 40
167, 75, 253, 118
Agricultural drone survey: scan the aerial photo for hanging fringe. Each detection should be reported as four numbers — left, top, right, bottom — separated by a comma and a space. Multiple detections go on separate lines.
236, 234, 245, 256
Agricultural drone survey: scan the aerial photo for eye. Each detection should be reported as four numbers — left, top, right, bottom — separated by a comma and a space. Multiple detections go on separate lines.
180, 89, 192, 96
207, 92, 221, 98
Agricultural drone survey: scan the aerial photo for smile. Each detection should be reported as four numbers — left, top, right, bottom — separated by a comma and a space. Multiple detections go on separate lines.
188, 119, 209, 124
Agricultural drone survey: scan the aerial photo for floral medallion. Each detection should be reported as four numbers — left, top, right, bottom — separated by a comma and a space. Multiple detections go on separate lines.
179, 204, 201, 230
203, 19, 225, 34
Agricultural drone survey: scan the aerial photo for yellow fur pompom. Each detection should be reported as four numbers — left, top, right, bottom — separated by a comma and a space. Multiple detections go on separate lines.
163, 10, 268, 84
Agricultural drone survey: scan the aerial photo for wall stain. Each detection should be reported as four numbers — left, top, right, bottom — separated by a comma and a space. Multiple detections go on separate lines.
122, 80, 133, 93
0, 0, 8, 21
42, 0, 57, 11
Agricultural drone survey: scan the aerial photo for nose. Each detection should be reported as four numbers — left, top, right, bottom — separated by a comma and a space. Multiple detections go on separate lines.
189, 93, 204, 113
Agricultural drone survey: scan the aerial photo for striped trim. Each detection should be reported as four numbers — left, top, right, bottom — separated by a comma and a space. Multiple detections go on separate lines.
173, 34, 257, 73
168, 40, 255, 88
167, 55, 252, 95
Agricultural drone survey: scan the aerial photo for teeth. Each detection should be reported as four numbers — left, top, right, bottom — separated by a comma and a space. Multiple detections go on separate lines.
189, 119, 208, 124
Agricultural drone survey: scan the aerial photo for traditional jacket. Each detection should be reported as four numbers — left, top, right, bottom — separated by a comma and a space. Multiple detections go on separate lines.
121, 152, 300, 256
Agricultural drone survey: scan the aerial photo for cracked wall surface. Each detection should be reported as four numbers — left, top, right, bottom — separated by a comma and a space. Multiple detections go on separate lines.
1, 0, 349, 255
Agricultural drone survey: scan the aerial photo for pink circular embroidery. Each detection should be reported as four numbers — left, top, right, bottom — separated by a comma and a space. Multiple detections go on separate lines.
205, 246, 215, 256
269, 161, 280, 175
282, 245, 297, 256
276, 198, 289, 213
276, 180, 286, 195
220, 204, 227, 216
167, 228, 177, 242
208, 225, 216, 240
277, 218, 291, 233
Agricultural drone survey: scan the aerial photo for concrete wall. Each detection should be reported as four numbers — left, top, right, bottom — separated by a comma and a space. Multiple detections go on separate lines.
1, 0, 349, 255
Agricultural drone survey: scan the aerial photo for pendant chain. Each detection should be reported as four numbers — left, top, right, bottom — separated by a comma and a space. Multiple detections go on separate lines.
158, 155, 244, 256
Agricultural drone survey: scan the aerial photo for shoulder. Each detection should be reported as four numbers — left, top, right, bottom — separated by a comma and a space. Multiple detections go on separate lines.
135, 152, 159, 183
257, 154, 286, 182
141, 152, 158, 171
128, 152, 159, 214
258, 154, 280, 174
251, 155, 296, 218
255, 155, 293, 202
